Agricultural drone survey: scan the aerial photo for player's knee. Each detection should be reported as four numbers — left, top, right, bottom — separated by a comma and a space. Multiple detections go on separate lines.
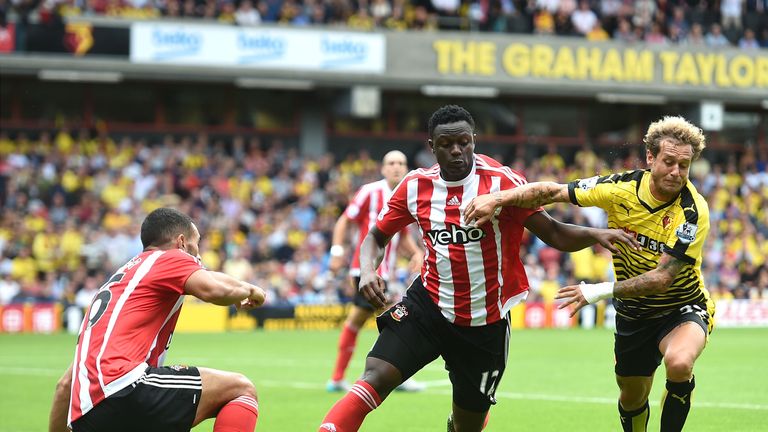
361, 362, 400, 397
664, 354, 694, 380
617, 380, 650, 410
618, 391, 647, 411
234, 373, 257, 401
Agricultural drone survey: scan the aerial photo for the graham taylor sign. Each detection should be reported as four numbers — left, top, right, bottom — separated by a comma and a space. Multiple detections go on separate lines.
433, 40, 767, 89
384, 33, 768, 98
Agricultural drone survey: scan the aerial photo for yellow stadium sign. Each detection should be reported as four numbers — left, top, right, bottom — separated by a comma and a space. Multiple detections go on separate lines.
432, 40, 768, 89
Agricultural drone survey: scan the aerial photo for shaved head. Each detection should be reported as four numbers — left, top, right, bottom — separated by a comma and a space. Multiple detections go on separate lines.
381, 150, 408, 188
383, 150, 407, 164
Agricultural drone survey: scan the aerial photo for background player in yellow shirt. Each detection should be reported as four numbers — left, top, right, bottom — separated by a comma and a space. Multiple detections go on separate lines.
465, 116, 712, 432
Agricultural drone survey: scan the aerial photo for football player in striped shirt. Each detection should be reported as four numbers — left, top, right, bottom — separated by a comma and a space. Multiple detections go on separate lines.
465, 116, 712, 432
326, 150, 425, 393
318, 105, 640, 432
49, 208, 266, 432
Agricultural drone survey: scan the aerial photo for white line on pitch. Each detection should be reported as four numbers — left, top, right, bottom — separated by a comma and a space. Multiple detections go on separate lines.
0, 367, 61, 376
257, 379, 768, 411
1, 367, 765, 412
488, 390, 768, 411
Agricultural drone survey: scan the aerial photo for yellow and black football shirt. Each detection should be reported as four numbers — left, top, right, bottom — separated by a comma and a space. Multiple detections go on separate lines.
567, 169, 711, 320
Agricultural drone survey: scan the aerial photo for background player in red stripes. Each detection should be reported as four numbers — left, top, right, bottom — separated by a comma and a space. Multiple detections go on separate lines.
326, 150, 425, 393
48, 208, 267, 432
318, 105, 641, 432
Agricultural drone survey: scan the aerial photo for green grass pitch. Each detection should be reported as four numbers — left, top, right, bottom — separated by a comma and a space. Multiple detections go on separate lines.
1, 328, 766, 431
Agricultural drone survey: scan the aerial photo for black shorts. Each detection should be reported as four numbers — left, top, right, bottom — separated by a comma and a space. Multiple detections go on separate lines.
615, 302, 714, 377
352, 276, 389, 311
369, 278, 509, 413
71, 365, 202, 432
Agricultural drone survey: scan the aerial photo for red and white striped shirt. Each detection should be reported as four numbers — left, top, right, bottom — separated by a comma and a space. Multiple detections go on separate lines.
68, 249, 204, 424
376, 154, 541, 327
345, 179, 400, 279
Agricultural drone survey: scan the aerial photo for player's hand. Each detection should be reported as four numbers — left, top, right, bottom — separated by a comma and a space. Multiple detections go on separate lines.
329, 256, 345, 273
555, 284, 588, 317
359, 273, 387, 309
463, 194, 499, 226
238, 285, 266, 310
591, 228, 641, 254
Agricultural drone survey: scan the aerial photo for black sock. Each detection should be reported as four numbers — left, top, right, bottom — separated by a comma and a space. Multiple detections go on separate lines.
660, 376, 695, 432
619, 400, 650, 432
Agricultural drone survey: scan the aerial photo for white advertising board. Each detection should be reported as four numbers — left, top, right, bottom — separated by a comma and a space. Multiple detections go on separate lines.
130, 23, 385, 73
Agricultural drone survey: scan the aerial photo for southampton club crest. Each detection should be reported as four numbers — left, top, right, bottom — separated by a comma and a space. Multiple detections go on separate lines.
390, 304, 409, 322
675, 222, 698, 244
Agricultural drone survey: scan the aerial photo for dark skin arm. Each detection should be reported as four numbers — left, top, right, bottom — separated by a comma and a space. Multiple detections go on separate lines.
556, 252, 687, 316
524, 211, 640, 253
358, 225, 394, 309
397, 229, 425, 273
49, 363, 72, 432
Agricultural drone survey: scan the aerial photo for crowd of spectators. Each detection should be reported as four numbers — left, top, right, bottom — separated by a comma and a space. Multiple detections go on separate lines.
2, 0, 767, 48
0, 129, 766, 319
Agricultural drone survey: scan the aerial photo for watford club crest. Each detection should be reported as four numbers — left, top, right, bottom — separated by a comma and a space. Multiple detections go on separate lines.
662, 213, 672, 230
390, 304, 409, 322
64, 23, 94, 56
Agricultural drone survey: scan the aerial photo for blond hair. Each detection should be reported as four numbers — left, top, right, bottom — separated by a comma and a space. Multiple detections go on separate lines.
643, 116, 707, 161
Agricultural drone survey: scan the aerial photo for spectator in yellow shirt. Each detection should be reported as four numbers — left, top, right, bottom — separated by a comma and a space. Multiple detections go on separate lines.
223, 247, 255, 282
586, 21, 610, 41
11, 248, 38, 284
540, 143, 565, 172
348, 7, 375, 30
569, 246, 597, 283
60, 220, 85, 271
32, 223, 60, 273
538, 265, 562, 304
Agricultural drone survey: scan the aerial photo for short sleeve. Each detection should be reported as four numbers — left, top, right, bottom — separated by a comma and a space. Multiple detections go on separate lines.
376, 177, 415, 237
567, 174, 617, 210
153, 249, 205, 294
344, 186, 371, 222
663, 194, 709, 265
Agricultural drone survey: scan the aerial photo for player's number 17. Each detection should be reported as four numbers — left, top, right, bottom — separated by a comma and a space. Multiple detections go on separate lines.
480, 370, 500, 396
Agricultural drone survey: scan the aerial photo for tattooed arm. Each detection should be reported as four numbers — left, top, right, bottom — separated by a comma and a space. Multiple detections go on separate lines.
612, 253, 686, 298
556, 253, 686, 316
499, 182, 570, 208
464, 182, 569, 226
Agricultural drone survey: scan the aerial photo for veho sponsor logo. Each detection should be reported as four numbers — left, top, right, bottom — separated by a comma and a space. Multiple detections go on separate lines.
150, 27, 202, 60
320, 36, 368, 68
237, 33, 286, 63
426, 224, 486, 245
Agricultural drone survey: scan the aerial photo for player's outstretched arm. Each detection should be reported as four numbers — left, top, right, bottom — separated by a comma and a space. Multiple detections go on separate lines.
524, 211, 641, 253
464, 181, 569, 225
48, 363, 72, 432
358, 226, 393, 309
556, 253, 686, 316
185, 270, 266, 308
329, 214, 351, 273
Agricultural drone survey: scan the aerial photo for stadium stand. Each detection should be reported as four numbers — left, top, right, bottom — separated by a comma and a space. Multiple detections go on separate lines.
1, 0, 767, 48
0, 131, 766, 322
